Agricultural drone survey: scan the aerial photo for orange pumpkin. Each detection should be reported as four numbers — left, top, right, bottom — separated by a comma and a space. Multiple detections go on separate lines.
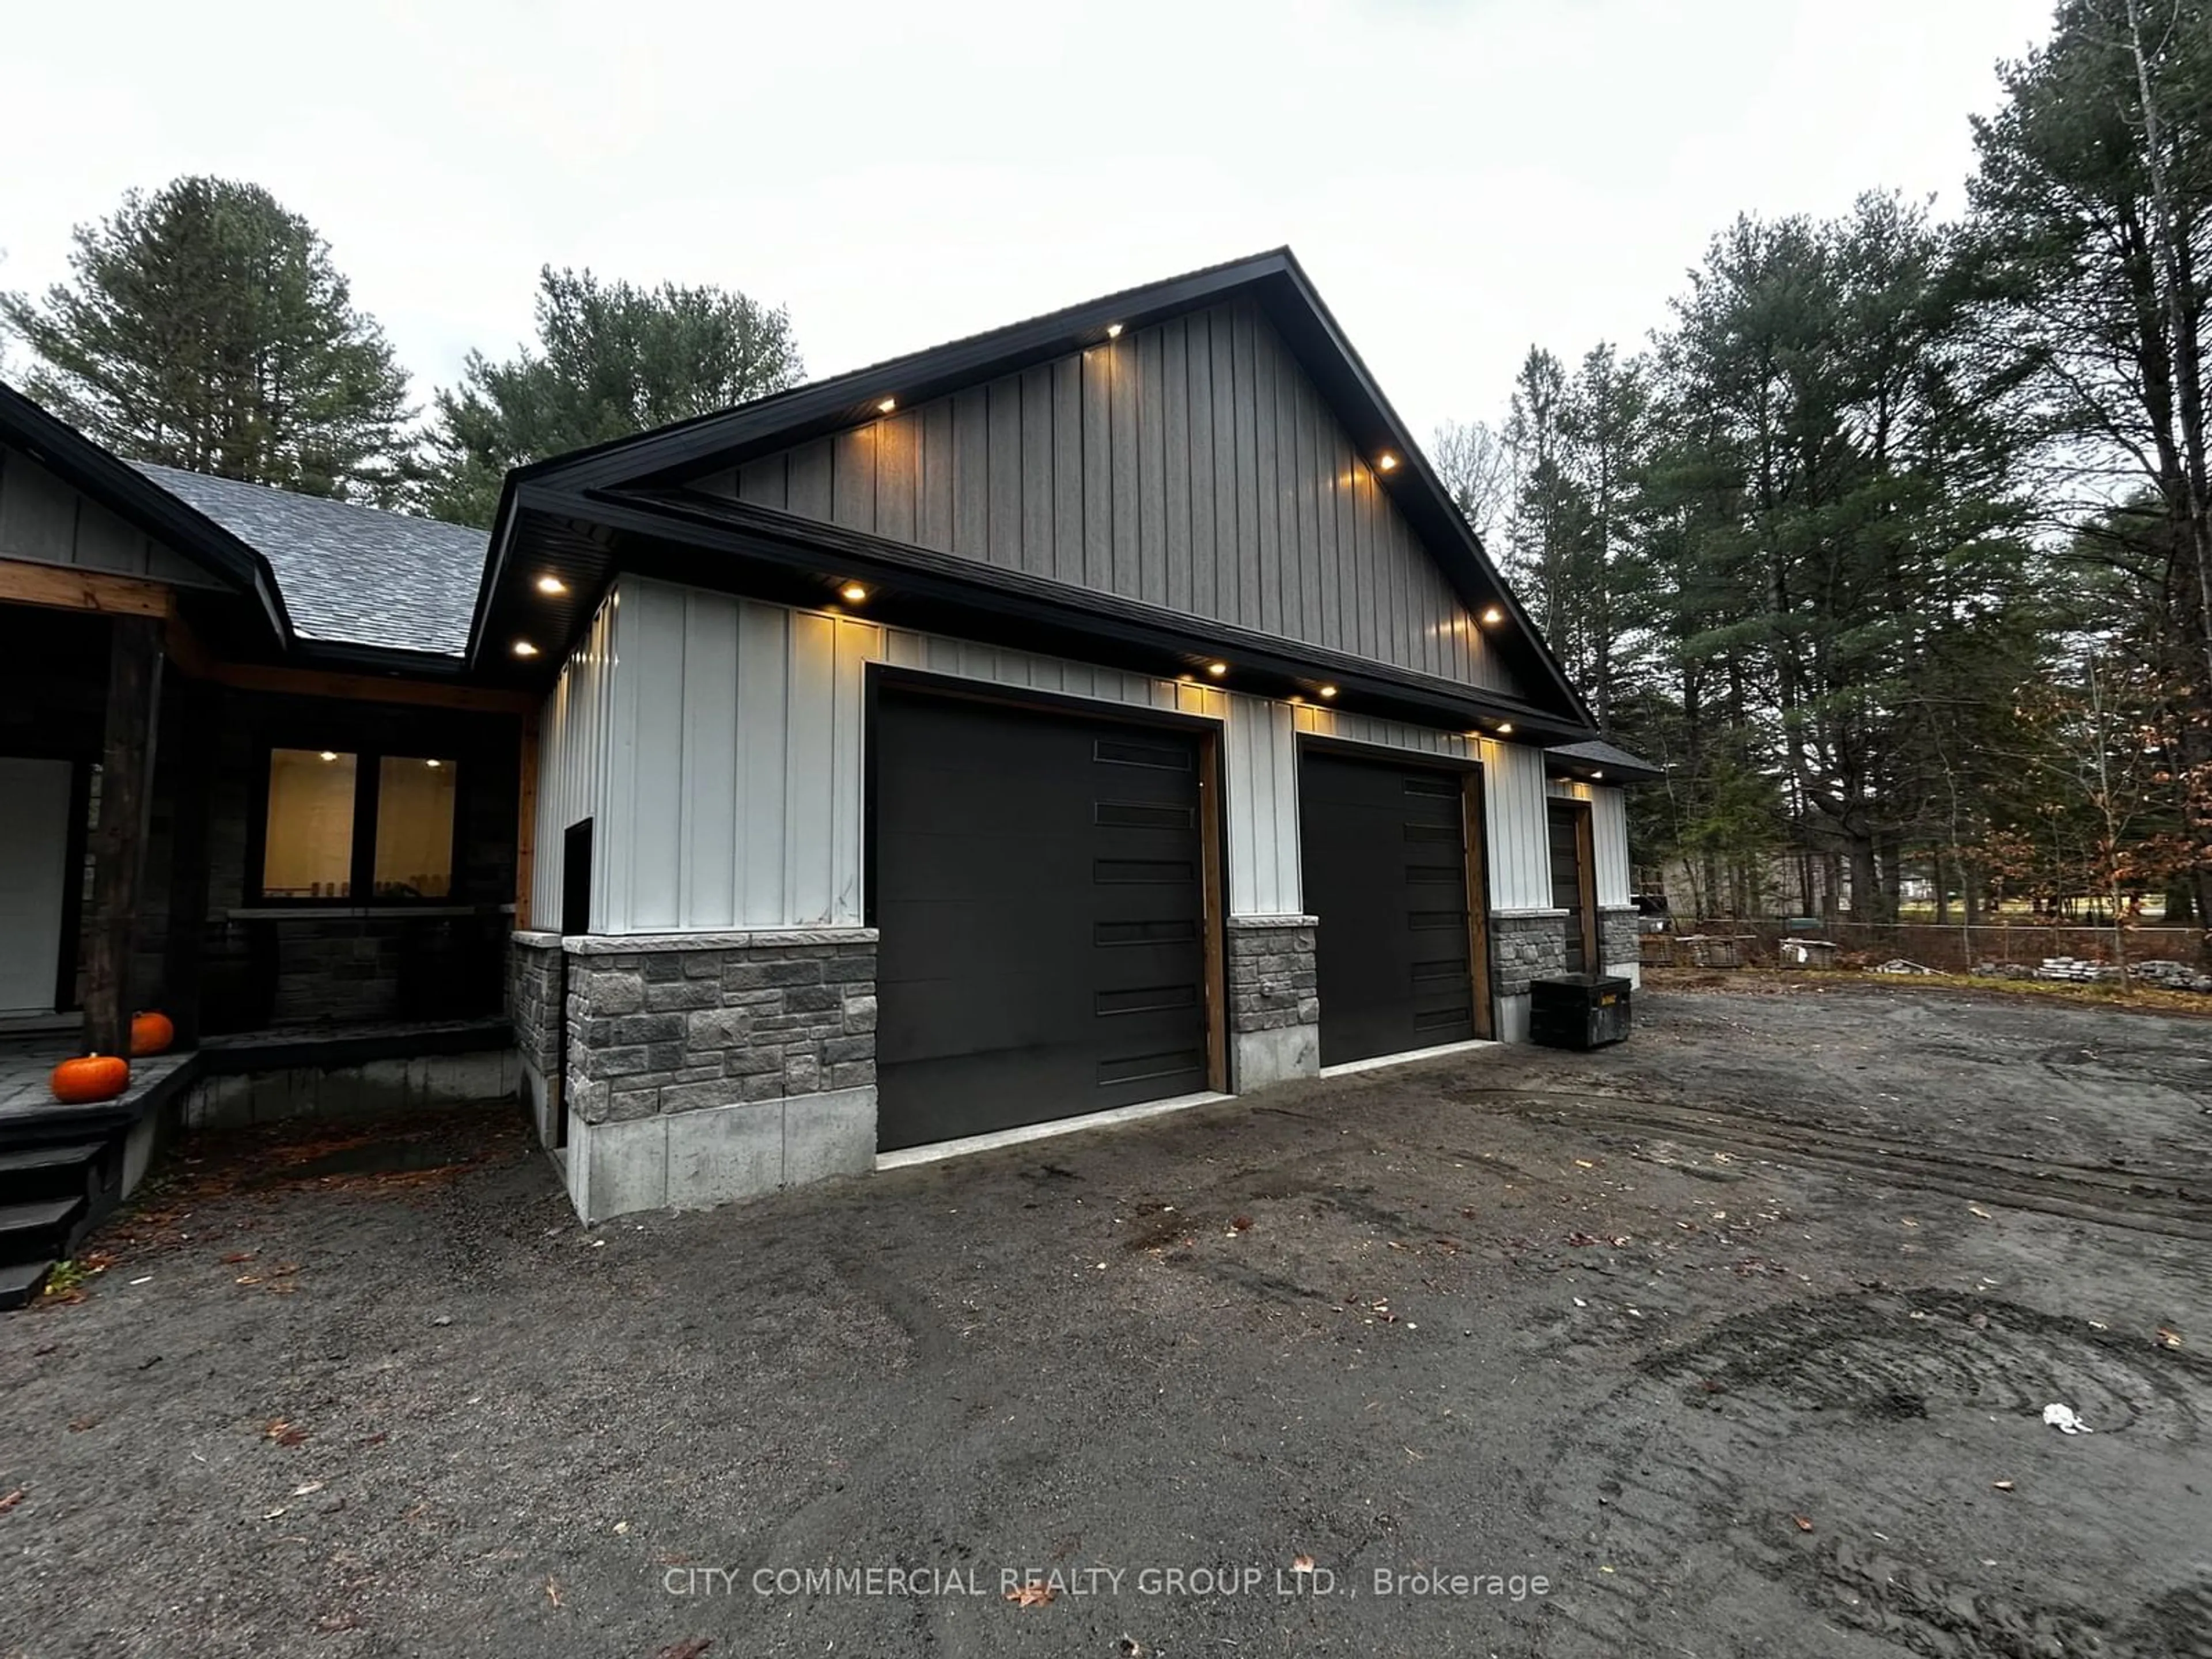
130, 1010, 175, 1057
51, 1053, 130, 1105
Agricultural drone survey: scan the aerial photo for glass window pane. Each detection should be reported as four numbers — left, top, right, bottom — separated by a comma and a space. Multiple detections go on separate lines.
374, 757, 456, 899
264, 749, 356, 897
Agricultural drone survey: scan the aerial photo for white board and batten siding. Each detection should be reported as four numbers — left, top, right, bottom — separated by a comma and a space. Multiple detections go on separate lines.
0, 444, 223, 589
536, 576, 1236, 934
530, 575, 1628, 940
529, 592, 622, 929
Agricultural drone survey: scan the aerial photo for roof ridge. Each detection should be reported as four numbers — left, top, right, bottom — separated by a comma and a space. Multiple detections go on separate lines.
128, 460, 483, 538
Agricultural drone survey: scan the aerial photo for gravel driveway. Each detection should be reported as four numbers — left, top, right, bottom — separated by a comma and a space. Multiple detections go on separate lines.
4, 983, 2209, 1658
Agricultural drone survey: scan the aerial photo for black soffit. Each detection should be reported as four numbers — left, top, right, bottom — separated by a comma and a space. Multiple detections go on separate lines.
518, 486, 1590, 745
472, 249, 1594, 729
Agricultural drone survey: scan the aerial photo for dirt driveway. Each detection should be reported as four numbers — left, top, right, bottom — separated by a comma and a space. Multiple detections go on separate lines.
3, 984, 2209, 1658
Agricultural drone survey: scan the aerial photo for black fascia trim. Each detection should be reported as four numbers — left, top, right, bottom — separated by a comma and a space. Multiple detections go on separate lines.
526, 253, 1296, 495
467, 248, 1593, 724
285, 636, 476, 678
0, 382, 294, 645
565, 483, 1594, 741
1255, 265, 1593, 726
1544, 753, 1666, 785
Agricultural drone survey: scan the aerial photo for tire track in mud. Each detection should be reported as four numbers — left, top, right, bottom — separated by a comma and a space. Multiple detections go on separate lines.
1533, 1288, 2212, 1658
1444, 1085, 2212, 1242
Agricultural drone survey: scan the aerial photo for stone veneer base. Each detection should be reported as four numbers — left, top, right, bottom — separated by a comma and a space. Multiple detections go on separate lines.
1224, 916, 1321, 1090
553, 928, 878, 1221
1490, 910, 1573, 999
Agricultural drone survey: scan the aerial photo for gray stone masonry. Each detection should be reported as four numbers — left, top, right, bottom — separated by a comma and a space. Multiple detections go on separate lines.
1490, 912, 1571, 997
1225, 916, 1320, 1035
564, 937, 877, 1126
1600, 907, 1641, 972
507, 934, 563, 1082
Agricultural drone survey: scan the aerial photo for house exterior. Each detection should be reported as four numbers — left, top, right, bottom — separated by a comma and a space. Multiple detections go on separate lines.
479, 251, 1654, 1221
0, 248, 1652, 1250
0, 387, 532, 1116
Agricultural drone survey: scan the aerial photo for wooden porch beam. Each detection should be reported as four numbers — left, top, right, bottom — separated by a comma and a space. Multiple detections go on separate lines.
195, 660, 541, 715
0, 556, 172, 619
84, 615, 165, 1058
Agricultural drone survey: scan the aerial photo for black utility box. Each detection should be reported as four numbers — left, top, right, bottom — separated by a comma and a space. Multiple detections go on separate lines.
1528, 974, 1633, 1050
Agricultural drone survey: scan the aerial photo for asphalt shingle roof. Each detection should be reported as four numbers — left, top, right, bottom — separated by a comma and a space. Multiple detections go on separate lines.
132, 463, 486, 658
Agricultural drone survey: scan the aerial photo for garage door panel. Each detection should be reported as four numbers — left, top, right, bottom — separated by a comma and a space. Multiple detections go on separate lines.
874, 690, 1211, 1152
1300, 749, 1476, 1067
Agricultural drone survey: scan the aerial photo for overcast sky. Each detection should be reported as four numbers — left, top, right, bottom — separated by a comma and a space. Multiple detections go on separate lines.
2, 0, 2054, 444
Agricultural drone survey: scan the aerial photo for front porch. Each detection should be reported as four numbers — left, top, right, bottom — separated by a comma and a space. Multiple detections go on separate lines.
0, 1015, 516, 1306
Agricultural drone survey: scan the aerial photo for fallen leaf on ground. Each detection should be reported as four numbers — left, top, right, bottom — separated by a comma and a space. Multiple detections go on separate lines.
1005, 1583, 1058, 1608
544, 1575, 563, 1607
1968, 1205, 1993, 1219
1291, 1554, 1316, 1573
2156, 1325, 2184, 1350
265, 1421, 309, 1446
0, 1490, 22, 1515
656, 1641, 713, 1659
1230, 1215, 1252, 1232
67, 1416, 97, 1433
1993, 1480, 2015, 1491
1116, 1639, 1146, 1658
221, 1251, 255, 1264
1790, 1514, 1814, 1532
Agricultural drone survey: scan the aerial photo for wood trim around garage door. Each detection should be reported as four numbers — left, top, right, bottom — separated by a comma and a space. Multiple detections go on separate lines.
1461, 768, 1496, 1040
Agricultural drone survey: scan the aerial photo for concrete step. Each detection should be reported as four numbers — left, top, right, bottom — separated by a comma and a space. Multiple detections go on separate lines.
0, 1139, 105, 1211
0, 1256, 54, 1311
0, 1195, 86, 1259
0, 1141, 104, 1175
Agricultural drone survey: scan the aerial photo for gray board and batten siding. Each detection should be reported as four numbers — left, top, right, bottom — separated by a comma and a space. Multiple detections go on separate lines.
0, 443, 227, 591
690, 296, 1528, 700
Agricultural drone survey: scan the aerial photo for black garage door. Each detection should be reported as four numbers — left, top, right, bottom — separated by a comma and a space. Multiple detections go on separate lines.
873, 690, 1211, 1152
1298, 749, 1476, 1067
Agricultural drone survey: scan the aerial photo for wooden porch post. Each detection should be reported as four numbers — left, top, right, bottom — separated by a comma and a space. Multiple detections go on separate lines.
161, 679, 216, 1048
514, 707, 540, 931
83, 615, 165, 1058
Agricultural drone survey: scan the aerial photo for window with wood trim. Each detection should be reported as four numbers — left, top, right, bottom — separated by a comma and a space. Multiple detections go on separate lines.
257, 747, 457, 902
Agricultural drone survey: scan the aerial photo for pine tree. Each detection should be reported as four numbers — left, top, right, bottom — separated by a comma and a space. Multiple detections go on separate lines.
1, 177, 413, 499
418, 267, 805, 527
